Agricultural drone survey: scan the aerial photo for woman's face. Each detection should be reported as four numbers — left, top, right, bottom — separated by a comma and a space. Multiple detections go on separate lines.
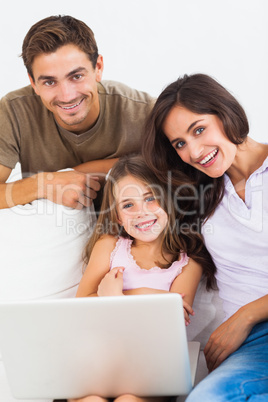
163, 106, 238, 178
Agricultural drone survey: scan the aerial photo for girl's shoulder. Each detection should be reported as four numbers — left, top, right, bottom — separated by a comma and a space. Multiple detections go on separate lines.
95, 235, 131, 256
170, 251, 190, 270
95, 234, 118, 251
184, 255, 203, 272
179, 251, 189, 265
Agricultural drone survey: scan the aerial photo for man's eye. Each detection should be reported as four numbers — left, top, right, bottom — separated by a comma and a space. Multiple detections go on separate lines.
44, 80, 55, 87
73, 74, 82, 80
176, 141, 185, 149
196, 127, 204, 135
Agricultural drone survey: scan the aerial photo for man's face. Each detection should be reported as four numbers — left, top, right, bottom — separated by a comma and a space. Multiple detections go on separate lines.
29, 44, 103, 134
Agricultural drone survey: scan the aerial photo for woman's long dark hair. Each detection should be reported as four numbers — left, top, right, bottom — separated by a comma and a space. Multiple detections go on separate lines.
142, 73, 249, 221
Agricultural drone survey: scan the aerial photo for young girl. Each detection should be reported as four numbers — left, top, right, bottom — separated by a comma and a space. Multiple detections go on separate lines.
142, 73, 268, 401
70, 154, 216, 402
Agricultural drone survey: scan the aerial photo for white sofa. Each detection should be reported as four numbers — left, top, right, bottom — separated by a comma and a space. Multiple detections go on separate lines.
0, 193, 225, 401
177, 281, 225, 401
0, 198, 95, 402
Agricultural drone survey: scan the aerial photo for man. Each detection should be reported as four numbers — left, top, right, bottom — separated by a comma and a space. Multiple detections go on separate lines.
0, 15, 154, 210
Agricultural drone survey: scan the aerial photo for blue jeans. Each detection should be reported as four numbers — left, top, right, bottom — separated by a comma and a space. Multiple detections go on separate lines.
186, 321, 268, 401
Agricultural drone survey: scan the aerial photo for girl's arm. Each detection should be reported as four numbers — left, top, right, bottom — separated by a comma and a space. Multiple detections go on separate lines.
169, 257, 203, 325
204, 294, 268, 372
76, 235, 118, 297
124, 257, 202, 325
169, 257, 202, 306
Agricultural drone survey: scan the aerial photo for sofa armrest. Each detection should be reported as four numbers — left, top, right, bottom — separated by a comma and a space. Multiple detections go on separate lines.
176, 281, 225, 401
186, 281, 225, 350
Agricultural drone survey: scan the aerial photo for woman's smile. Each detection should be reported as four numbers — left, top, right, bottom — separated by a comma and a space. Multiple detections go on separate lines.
163, 106, 237, 178
198, 148, 219, 166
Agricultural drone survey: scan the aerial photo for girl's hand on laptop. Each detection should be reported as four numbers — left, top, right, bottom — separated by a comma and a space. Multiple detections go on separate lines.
180, 294, 195, 326
97, 267, 125, 297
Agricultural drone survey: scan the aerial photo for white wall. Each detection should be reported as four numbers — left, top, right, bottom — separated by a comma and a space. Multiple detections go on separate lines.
0, 0, 267, 142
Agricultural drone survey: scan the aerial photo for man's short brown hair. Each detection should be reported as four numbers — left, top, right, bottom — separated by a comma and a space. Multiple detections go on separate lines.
21, 15, 99, 80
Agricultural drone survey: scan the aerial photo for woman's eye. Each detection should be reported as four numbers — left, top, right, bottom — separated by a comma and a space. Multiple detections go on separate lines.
176, 140, 185, 149
196, 127, 204, 135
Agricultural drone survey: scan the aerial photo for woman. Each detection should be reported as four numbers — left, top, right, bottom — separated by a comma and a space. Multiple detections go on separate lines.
142, 73, 268, 401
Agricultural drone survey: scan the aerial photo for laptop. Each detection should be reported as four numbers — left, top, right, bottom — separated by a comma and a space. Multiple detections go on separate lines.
0, 293, 200, 399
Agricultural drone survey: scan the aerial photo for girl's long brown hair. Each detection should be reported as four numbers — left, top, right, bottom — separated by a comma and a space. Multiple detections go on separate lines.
84, 154, 217, 290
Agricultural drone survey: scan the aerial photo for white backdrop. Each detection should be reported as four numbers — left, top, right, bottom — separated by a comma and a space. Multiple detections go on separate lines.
0, 0, 267, 142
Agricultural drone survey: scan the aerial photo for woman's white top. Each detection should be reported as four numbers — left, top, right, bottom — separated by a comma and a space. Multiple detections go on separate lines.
202, 157, 268, 320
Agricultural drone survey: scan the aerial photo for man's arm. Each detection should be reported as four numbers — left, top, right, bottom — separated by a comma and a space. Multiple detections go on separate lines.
0, 157, 118, 210
0, 164, 101, 209
74, 158, 118, 176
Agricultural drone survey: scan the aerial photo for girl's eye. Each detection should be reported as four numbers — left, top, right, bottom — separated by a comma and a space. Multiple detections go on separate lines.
176, 140, 185, 149
145, 196, 155, 203
196, 127, 204, 135
122, 203, 133, 209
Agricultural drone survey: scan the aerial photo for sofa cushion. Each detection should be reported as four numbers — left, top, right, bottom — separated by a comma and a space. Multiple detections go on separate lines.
0, 199, 95, 302
186, 280, 225, 350
0, 196, 95, 402
176, 283, 225, 401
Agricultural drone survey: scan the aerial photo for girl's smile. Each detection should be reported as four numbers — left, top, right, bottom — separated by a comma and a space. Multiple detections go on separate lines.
163, 106, 237, 178
134, 219, 157, 231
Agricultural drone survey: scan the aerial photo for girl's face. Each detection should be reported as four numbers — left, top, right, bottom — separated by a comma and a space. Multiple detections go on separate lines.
163, 106, 238, 178
114, 175, 168, 243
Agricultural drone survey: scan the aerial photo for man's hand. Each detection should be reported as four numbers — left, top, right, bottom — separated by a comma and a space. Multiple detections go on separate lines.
40, 170, 101, 209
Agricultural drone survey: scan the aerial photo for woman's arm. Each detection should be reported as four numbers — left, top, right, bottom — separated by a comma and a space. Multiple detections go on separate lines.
204, 294, 268, 372
76, 235, 117, 297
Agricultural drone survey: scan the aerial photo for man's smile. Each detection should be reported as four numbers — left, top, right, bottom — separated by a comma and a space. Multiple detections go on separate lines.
57, 97, 85, 111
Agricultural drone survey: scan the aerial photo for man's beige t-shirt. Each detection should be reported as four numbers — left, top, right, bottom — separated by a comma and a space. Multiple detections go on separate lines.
0, 80, 154, 176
